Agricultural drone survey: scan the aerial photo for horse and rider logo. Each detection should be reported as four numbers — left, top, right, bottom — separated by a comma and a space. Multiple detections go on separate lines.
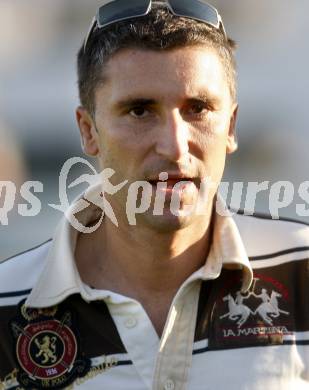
219, 278, 290, 328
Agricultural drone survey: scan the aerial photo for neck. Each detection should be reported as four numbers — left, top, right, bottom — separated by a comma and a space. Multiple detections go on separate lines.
76, 207, 214, 300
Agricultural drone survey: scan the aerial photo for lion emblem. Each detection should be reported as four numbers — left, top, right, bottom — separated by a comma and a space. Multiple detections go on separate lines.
34, 335, 57, 364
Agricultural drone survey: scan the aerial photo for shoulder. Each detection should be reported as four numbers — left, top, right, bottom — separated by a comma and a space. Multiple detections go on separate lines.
233, 211, 309, 261
0, 239, 52, 306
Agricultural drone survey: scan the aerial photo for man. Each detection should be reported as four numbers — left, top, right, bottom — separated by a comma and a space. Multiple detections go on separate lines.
0, 1, 308, 389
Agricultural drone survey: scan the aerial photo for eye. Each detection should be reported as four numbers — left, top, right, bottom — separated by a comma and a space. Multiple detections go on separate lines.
187, 101, 208, 115
129, 106, 149, 118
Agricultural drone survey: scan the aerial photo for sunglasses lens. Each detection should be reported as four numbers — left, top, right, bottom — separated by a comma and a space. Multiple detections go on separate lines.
97, 0, 151, 27
85, 0, 225, 52
169, 0, 219, 28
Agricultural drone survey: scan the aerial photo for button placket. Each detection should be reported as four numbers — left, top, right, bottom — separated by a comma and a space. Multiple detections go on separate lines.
124, 317, 138, 328
107, 299, 159, 390
164, 379, 175, 390
152, 282, 201, 390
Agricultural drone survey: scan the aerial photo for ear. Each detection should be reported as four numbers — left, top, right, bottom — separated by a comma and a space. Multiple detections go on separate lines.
226, 103, 238, 154
76, 106, 100, 157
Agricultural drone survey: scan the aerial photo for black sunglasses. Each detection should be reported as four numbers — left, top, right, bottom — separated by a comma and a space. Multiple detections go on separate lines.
83, 0, 227, 53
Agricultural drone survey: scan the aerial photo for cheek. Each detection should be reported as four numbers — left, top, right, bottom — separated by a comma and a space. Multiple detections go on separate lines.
209, 110, 232, 135
103, 119, 152, 151
203, 113, 231, 152
192, 122, 227, 156
96, 125, 147, 180
192, 126, 228, 177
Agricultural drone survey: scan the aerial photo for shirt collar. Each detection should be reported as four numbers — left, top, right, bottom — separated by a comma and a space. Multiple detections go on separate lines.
26, 183, 253, 308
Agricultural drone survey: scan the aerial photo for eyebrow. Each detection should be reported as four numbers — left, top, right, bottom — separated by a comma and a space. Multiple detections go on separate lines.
189, 93, 220, 105
112, 92, 219, 111
188, 93, 221, 107
189, 93, 209, 101
113, 98, 157, 112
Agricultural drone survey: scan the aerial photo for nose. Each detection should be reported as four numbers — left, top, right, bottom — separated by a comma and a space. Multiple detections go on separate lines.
155, 109, 190, 162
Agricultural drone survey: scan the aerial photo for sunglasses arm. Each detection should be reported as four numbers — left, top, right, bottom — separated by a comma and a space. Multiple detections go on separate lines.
218, 14, 227, 39
83, 17, 97, 53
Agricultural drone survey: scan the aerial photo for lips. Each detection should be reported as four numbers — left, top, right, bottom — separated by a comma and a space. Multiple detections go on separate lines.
149, 178, 192, 186
148, 177, 198, 187
167, 179, 189, 188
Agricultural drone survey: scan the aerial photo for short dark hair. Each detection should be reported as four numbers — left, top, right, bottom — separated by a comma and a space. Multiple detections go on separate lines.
77, 5, 237, 115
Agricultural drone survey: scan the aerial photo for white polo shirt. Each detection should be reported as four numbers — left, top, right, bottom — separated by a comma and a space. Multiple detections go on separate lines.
0, 183, 308, 390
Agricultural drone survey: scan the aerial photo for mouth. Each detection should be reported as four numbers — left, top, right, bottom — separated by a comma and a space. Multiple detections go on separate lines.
148, 175, 199, 190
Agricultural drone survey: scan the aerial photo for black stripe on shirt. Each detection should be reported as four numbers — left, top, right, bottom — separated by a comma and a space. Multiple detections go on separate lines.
233, 209, 309, 227
0, 239, 52, 265
192, 339, 309, 355
249, 246, 309, 261
193, 346, 209, 355
0, 288, 32, 298
116, 360, 133, 366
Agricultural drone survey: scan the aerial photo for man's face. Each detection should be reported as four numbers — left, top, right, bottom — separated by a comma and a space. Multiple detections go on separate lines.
78, 45, 238, 231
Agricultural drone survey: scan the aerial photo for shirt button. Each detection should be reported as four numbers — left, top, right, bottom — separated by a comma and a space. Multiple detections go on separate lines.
164, 379, 175, 390
124, 317, 137, 328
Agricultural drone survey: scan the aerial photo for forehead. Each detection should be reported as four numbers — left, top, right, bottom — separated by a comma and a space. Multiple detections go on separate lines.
97, 46, 230, 103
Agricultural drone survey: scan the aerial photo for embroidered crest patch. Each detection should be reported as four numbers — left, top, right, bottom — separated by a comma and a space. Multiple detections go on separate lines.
10, 301, 90, 389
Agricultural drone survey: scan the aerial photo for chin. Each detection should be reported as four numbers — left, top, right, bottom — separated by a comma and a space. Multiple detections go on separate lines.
137, 209, 197, 233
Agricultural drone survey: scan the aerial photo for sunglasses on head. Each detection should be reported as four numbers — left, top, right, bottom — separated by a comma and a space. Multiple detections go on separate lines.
83, 0, 227, 53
